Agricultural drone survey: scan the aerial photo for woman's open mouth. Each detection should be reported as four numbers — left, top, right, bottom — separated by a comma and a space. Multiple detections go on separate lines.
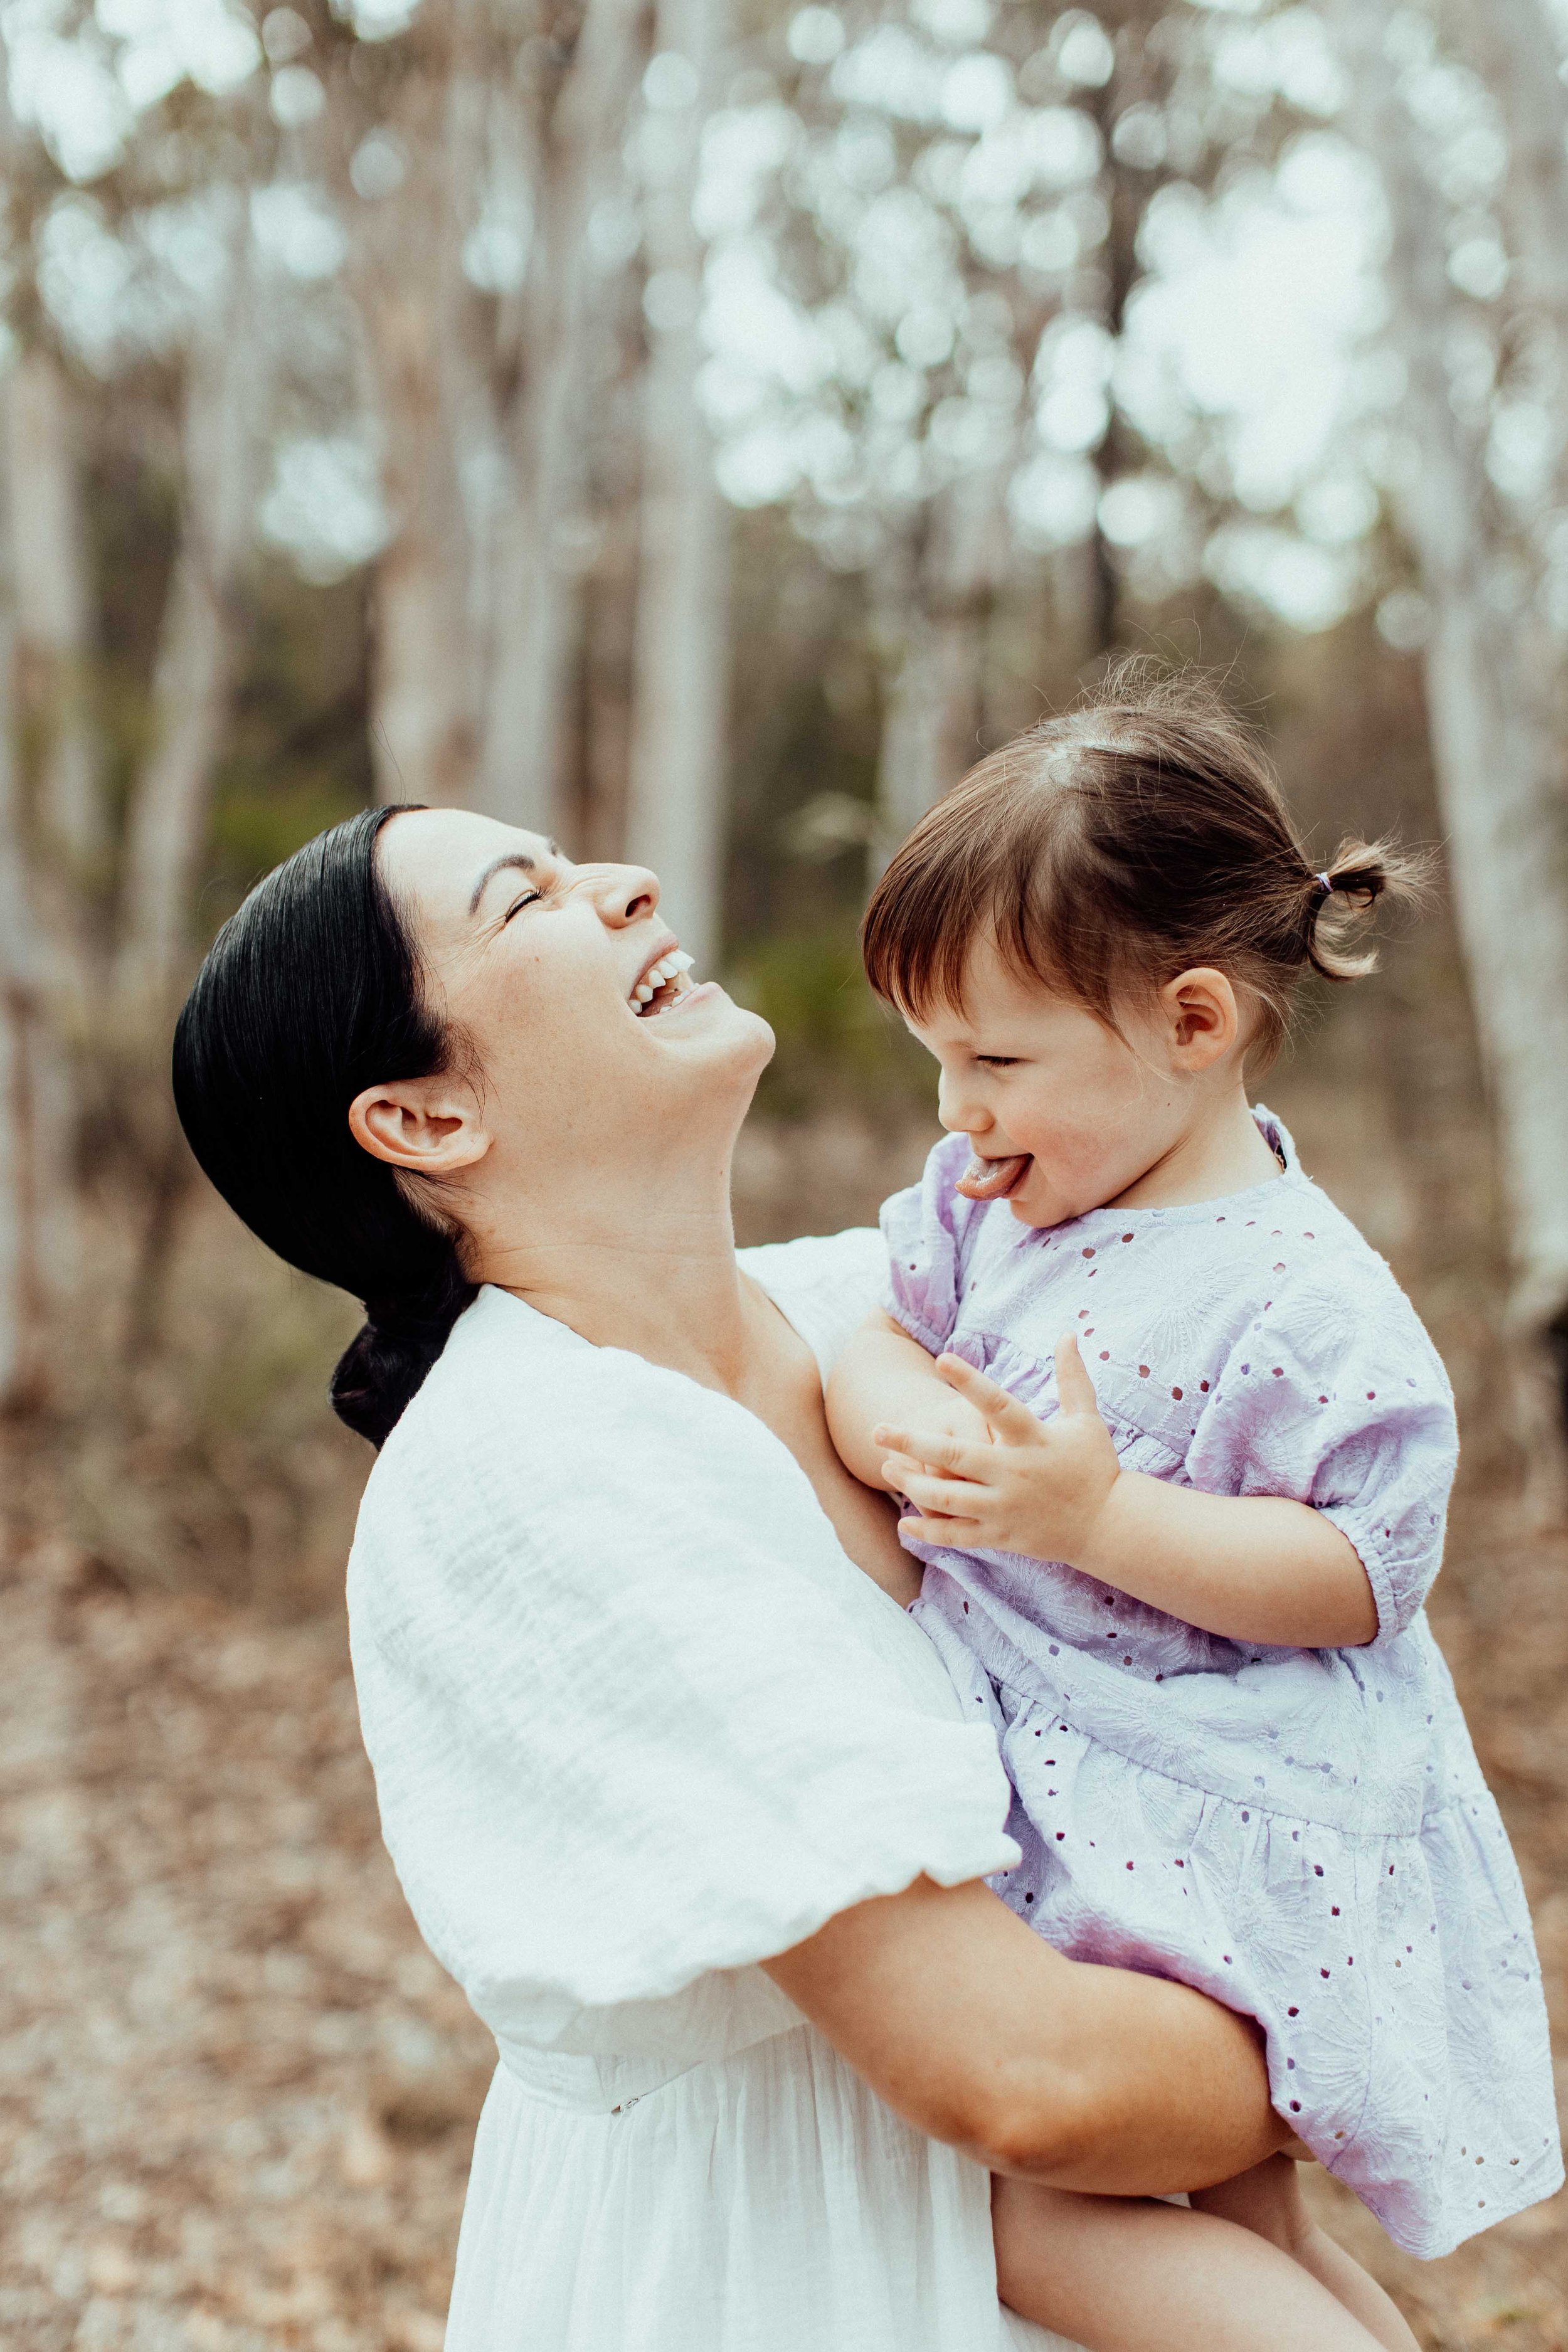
955, 1151, 1032, 1202
628, 948, 696, 1017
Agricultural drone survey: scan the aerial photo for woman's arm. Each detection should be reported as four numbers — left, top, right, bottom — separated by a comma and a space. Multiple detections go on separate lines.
763, 1873, 1287, 2195
877, 1340, 1378, 1649
826, 1311, 991, 1491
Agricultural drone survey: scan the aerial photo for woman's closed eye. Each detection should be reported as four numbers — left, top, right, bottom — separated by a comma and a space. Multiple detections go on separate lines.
502, 887, 543, 923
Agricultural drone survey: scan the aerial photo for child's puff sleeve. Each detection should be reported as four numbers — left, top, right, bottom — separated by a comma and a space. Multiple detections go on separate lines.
1184, 1264, 1458, 1645
880, 1131, 980, 1357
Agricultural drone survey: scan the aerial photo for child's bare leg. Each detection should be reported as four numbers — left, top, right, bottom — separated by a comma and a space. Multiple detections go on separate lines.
1191, 2157, 1419, 2352
992, 2173, 1391, 2352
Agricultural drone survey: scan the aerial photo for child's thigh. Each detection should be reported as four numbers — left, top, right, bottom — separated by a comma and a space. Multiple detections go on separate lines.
990, 2171, 1394, 2352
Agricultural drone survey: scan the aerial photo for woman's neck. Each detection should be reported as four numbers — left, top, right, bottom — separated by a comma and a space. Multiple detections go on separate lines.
469, 1138, 761, 1394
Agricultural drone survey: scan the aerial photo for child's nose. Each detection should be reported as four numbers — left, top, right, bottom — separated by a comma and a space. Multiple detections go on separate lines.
938, 1077, 987, 1135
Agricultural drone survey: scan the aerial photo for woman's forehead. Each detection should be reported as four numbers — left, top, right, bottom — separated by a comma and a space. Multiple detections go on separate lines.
380, 808, 553, 915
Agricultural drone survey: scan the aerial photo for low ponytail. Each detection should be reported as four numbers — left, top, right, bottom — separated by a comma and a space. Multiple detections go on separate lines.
173, 807, 478, 1448
331, 1254, 476, 1449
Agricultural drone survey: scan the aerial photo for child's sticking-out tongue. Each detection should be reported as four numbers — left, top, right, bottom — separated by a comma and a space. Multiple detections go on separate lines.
955, 1150, 1030, 1202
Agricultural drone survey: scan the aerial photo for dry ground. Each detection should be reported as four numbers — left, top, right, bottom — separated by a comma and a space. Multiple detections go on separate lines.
3, 1021, 1566, 2347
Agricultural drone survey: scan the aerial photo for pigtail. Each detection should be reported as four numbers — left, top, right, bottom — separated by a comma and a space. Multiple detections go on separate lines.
1305, 837, 1432, 985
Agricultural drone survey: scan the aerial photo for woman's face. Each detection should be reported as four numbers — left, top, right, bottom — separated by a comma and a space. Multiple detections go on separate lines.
374, 810, 773, 1194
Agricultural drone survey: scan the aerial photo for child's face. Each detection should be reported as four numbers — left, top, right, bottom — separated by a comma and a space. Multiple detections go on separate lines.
905, 938, 1218, 1229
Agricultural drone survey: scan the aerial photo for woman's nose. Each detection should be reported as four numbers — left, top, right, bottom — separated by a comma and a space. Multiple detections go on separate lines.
587, 863, 660, 928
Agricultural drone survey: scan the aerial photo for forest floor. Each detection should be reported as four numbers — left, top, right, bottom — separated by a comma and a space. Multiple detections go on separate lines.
3, 1014, 1567, 2349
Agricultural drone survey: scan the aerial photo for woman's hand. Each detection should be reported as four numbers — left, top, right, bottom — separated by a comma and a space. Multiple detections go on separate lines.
874, 1335, 1118, 1565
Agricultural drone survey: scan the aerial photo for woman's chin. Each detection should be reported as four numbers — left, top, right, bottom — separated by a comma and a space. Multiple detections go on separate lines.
644, 985, 773, 1078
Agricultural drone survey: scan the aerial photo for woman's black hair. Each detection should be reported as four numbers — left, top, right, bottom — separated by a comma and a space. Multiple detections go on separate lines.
172, 807, 477, 1448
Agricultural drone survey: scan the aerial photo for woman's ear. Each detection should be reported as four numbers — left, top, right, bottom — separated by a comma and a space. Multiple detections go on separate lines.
347, 1074, 492, 1175
1158, 968, 1242, 1071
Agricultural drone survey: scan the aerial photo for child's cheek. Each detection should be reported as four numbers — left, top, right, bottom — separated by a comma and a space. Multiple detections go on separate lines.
1023, 1109, 1106, 1187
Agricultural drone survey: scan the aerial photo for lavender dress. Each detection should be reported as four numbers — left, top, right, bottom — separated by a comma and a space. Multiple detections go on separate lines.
884, 1113, 1560, 2259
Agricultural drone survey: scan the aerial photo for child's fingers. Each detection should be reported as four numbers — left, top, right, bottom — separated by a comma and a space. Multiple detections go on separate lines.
871, 1423, 975, 1475
892, 1468, 991, 1520
900, 1513, 983, 1547
879, 1451, 943, 1491
880, 1451, 975, 1495
1053, 1330, 1103, 1419
879, 1443, 994, 1495
935, 1353, 1041, 1441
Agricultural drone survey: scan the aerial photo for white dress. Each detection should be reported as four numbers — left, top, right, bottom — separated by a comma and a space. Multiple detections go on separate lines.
346, 1229, 1076, 2351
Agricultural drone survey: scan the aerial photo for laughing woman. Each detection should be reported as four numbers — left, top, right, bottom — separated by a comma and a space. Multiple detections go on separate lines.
172, 808, 1377, 2352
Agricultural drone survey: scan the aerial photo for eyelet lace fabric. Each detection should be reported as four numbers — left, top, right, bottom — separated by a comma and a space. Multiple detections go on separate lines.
884, 1115, 1562, 2257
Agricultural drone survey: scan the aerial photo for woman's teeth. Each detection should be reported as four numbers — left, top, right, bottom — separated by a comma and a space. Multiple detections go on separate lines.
630, 949, 695, 1013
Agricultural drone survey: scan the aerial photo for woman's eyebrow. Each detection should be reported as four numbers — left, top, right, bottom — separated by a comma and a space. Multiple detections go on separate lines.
468, 852, 537, 915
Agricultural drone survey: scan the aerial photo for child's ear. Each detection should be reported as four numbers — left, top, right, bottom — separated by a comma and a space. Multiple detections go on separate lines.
1159, 967, 1241, 1070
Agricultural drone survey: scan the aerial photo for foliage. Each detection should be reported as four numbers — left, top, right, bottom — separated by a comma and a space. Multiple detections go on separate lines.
726, 920, 932, 1113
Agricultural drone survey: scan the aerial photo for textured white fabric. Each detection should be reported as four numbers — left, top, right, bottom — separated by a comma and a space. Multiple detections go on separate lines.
347, 1232, 1073, 2352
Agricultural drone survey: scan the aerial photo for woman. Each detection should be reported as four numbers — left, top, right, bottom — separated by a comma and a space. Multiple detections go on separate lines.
174, 807, 1330, 2352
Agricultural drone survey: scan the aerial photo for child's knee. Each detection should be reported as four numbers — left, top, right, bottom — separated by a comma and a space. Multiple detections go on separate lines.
990, 2175, 1079, 2306
1190, 2154, 1312, 2257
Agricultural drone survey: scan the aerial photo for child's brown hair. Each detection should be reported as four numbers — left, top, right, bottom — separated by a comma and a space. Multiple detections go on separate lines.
861, 664, 1427, 1071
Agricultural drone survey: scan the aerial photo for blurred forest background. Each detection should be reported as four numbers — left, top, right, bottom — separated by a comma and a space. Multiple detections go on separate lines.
2, 0, 1568, 2345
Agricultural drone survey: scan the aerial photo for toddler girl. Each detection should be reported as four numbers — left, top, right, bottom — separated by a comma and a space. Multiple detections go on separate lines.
827, 674, 1561, 2351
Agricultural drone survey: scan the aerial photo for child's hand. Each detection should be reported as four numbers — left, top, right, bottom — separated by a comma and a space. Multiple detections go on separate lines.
886, 1380, 993, 1469
871, 1334, 1121, 1567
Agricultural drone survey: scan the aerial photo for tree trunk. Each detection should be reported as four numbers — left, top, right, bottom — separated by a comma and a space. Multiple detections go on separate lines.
871, 471, 1004, 876
623, 0, 730, 970
117, 541, 235, 1006
0, 416, 69, 1409
4, 349, 105, 877
872, 607, 984, 870
116, 199, 256, 1019
341, 4, 487, 808
1334, 0, 1568, 1488
477, 0, 647, 834
578, 501, 640, 863
370, 528, 480, 807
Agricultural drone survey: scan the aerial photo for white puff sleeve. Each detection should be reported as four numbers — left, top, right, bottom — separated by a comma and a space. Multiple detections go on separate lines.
347, 1290, 1018, 2043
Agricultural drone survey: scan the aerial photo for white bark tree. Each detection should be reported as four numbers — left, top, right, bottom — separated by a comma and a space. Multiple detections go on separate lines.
871, 467, 1008, 874
624, 0, 731, 970
1333, 0, 1568, 1476
477, 0, 647, 835
116, 191, 260, 1021
335, 0, 489, 807
4, 349, 105, 879
0, 371, 73, 1406
0, 628, 45, 1404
